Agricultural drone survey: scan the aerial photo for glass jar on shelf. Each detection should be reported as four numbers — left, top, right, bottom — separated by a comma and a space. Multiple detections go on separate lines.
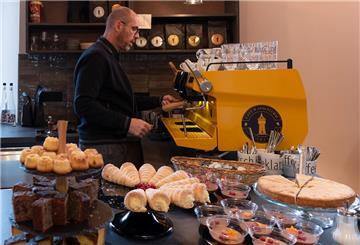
39, 31, 49, 50
30, 35, 39, 51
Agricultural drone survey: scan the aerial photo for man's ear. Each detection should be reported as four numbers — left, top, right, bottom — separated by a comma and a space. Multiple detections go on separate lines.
114, 20, 122, 32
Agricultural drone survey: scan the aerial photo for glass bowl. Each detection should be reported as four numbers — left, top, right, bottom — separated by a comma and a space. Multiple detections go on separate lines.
242, 211, 276, 236
194, 204, 225, 226
220, 198, 258, 220
218, 179, 250, 199
218, 173, 243, 186
278, 220, 323, 245
262, 204, 300, 226
250, 227, 297, 245
206, 215, 248, 244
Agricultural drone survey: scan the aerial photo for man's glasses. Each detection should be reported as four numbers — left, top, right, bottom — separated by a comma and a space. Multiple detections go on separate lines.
121, 21, 139, 35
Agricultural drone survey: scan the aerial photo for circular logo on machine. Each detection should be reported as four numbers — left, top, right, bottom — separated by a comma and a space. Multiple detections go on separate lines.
242, 105, 282, 143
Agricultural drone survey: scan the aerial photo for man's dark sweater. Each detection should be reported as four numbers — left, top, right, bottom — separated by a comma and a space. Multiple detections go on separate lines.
73, 37, 160, 144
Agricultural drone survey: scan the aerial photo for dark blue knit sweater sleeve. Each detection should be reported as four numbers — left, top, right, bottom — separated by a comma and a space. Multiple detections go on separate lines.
74, 52, 131, 132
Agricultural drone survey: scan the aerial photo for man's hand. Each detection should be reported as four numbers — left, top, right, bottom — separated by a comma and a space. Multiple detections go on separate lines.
161, 95, 178, 106
128, 118, 152, 138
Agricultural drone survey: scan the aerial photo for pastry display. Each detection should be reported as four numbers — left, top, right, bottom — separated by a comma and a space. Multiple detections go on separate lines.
257, 174, 356, 208
43, 136, 59, 152
124, 189, 148, 212
20, 138, 104, 174
139, 163, 157, 183
145, 188, 170, 212
103, 162, 210, 211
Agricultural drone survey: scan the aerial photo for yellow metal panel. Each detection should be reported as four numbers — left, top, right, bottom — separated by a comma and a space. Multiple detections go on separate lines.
161, 118, 217, 151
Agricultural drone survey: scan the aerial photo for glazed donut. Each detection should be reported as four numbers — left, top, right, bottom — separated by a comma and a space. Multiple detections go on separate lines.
53, 156, 72, 174
20, 148, 32, 163
70, 151, 89, 171
43, 136, 59, 152
41, 151, 57, 160
30, 145, 45, 156
24, 153, 40, 169
37, 156, 54, 172
86, 153, 104, 168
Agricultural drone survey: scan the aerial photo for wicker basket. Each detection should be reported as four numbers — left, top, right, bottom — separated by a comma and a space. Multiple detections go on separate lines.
171, 156, 266, 186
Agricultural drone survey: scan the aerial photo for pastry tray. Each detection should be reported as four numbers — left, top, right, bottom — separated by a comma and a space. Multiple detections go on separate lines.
21, 165, 102, 178
10, 199, 113, 236
253, 182, 360, 213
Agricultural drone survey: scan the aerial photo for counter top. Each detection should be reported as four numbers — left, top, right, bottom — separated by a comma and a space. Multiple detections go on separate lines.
1, 188, 338, 245
0, 124, 38, 147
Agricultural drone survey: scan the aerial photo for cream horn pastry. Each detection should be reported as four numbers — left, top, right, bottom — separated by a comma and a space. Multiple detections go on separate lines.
160, 177, 200, 189
101, 164, 118, 180
124, 189, 147, 212
155, 170, 189, 188
163, 183, 210, 204
148, 166, 174, 185
162, 187, 195, 209
118, 162, 140, 187
139, 163, 156, 183
145, 188, 170, 212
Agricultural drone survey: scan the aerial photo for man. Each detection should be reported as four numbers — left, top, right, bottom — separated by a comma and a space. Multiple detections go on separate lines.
73, 7, 176, 166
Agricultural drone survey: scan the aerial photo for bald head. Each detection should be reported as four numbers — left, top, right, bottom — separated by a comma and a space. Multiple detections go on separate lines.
105, 7, 137, 32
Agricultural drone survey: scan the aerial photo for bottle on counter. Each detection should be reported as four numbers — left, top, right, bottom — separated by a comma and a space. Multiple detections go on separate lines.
7, 83, 17, 126
1, 82, 9, 123
332, 207, 360, 245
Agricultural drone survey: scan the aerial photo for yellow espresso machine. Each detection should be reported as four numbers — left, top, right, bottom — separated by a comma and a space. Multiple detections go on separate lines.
162, 59, 308, 151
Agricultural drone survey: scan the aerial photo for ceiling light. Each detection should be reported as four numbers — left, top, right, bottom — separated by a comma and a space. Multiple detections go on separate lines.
185, 0, 203, 5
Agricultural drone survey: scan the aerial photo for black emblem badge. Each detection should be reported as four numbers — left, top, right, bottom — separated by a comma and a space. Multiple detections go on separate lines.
242, 105, 282, 143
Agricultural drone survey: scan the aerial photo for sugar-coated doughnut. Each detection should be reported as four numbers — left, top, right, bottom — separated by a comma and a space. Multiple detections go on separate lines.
43, 136, 59, 152
37, 156, 54, 172
86, 153, 104, 168
20, 148, 32, 163
70, 151, 89, 171
53, 156, 72, 174
30, 145, 45, 156
25, 153, 40, 169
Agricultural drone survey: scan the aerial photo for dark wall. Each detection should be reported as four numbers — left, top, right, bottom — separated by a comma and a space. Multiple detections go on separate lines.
18, 52, 194, 126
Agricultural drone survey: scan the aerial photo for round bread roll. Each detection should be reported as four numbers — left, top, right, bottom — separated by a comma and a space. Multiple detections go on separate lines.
42, 151, 57, 159
20, 148, 32, 164
70, 151, 89, 171
43, 136, 59, 152
30, 145, 45, 156
86, 153, 104, 168
53, 155, 72, 174
37, 156, 54, 172
25, 153, 40, 169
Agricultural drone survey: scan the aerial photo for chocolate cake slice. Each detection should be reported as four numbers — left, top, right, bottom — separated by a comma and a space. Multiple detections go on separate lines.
32, 186, 54, 193
69, 191, 90, 223
12, 191, 39, 223
70, 178, 99, 204
32, 198, 53, 232
52, 193, 68, 226
12, 182, 33, 192
36, 190, 59, 198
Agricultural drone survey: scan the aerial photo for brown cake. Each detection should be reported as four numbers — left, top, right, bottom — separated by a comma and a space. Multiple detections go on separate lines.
257, 174, 356, 208
52, 193, 68, 226
12, 191, 39, 223
69, 191, 90, 223
70, 178, 99, 204
36, 190, 60, 198
32, 186, 54, 193
32, 198, 53, 232
12, 182, 33, 192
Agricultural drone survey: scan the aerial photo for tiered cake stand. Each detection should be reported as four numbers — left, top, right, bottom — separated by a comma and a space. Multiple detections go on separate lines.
11, 120, 113, 237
